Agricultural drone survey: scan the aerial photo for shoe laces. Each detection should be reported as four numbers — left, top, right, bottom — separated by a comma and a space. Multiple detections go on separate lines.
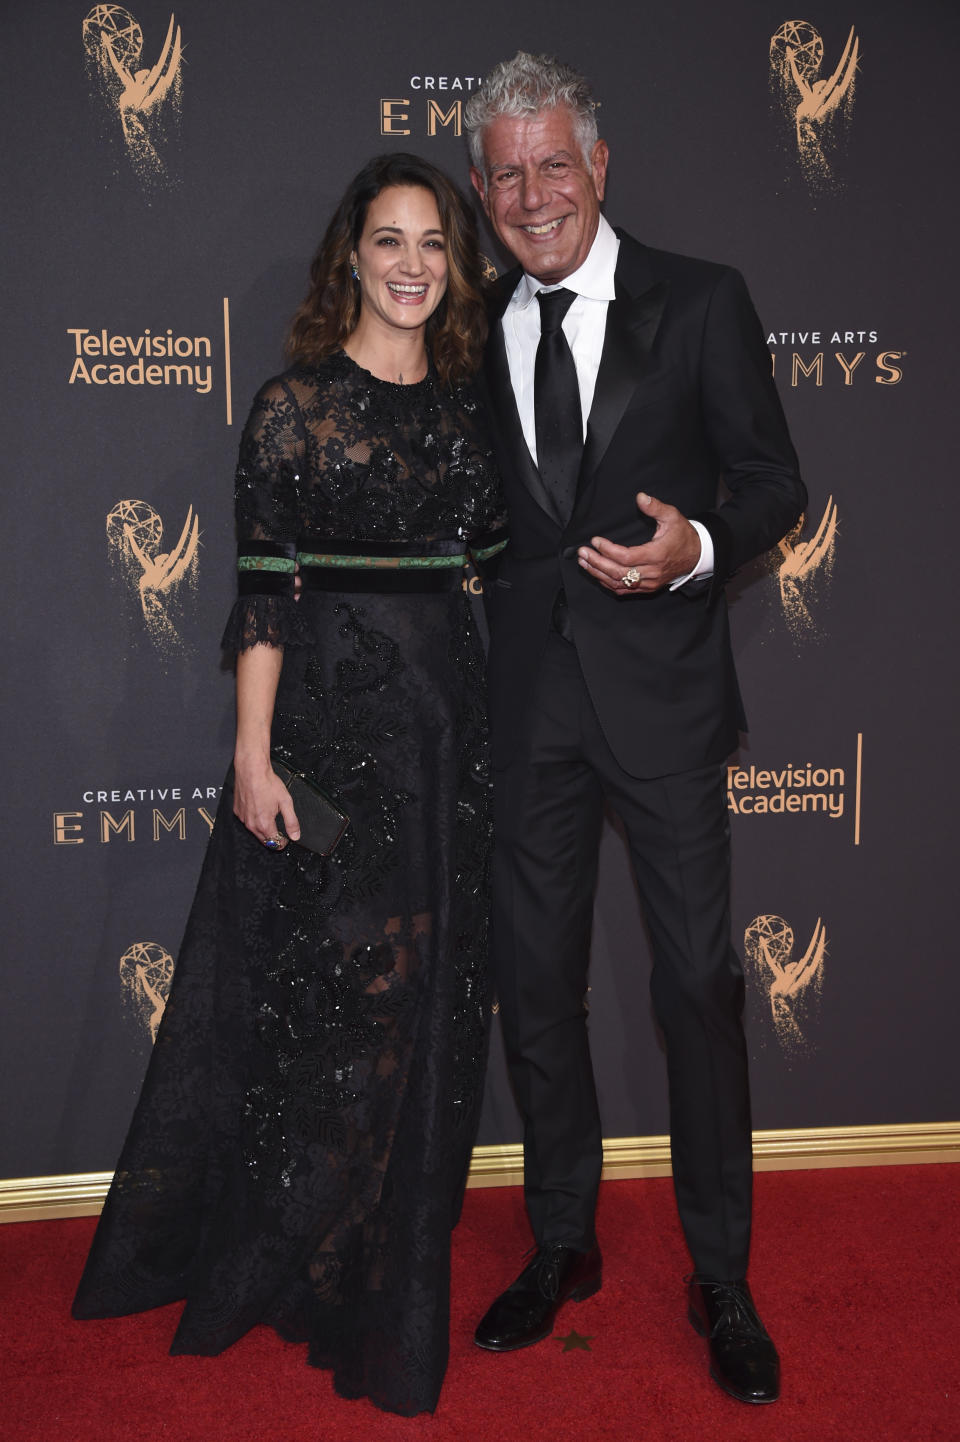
687, 1276, 767, 1341
524, 1244, 565, 1301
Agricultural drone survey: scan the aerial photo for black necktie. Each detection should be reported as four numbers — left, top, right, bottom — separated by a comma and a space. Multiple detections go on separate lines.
534, 288, 583, 524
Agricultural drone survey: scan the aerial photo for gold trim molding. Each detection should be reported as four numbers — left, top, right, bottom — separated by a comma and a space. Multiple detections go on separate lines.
468, 1121, 960, 1188
3, 1122, 957, 1223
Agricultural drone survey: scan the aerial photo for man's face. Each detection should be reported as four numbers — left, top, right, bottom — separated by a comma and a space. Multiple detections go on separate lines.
471, 106, 608, 285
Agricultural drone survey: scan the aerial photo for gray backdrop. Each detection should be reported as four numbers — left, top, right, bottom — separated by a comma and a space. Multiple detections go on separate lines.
2, 0, 957, 1181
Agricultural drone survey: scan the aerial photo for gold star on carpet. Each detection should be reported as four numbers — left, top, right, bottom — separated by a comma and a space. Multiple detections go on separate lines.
555, 1329, 593, 1352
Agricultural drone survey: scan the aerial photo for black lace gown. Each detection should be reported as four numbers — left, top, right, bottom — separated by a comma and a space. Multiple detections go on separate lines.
73, 352, 506, 1417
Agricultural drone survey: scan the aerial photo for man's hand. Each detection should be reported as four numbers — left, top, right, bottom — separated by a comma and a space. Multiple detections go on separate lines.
577, 492, 701, 595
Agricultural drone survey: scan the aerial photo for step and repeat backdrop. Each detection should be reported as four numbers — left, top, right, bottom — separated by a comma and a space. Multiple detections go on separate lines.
2, 1, 956, 1182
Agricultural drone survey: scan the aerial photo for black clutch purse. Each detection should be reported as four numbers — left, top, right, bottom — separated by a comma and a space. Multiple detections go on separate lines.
270, 756, 350, 856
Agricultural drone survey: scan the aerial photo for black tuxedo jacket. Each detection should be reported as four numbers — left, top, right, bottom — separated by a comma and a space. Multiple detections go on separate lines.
480, 229, 807, 778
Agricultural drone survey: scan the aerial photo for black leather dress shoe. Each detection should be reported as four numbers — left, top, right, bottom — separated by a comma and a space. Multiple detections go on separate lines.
475, 1244, 602, 1351
687, 1277, 780, 1404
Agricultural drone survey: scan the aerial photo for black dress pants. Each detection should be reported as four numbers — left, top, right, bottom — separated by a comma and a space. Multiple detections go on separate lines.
492, 631, 752, 1280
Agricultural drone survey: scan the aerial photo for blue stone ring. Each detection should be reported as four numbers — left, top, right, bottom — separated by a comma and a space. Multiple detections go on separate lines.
264, 836, 281, 850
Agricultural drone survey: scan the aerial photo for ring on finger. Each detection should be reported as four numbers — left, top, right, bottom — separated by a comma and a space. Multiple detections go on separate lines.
622, 566, 641, 587
264, 834, 284, 850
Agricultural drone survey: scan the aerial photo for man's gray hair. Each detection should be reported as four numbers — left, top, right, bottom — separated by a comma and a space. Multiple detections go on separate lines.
464, 52, 599, 174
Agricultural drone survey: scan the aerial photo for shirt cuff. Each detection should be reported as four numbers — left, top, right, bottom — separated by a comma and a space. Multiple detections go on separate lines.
668, 520, 714, 592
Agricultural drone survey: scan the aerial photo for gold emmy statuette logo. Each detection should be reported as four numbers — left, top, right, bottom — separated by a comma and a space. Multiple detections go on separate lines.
769, 21, 859, 191
82, 6, 183, 184
775, 494, 838, 639
119, 941, 174, 1041
106, 498, 200, 650
479, 253, 499, 283
745, 914, 827, 1052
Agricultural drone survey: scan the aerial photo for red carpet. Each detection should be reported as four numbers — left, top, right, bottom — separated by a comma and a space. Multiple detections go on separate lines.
3, 1165, 959, 1441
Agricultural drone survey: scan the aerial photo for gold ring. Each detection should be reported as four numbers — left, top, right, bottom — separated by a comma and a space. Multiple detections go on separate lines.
622, 567, 641, 587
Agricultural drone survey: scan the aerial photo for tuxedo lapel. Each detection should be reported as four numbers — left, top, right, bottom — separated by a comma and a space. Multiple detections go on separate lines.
573, 243, 669, 520
485, 272, 565, 528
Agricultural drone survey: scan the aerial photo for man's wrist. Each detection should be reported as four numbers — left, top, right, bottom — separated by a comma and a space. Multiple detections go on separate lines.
669, 520, 714, 591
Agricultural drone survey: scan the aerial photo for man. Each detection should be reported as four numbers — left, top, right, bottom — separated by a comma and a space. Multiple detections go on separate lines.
463, 53, 806, 1405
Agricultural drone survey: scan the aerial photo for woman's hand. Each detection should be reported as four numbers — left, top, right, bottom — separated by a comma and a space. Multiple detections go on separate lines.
233, 644, 297, 849
233, 756, 301, 849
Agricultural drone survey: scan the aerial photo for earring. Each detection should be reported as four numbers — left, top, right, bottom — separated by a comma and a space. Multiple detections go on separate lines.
350, 255, 359, 280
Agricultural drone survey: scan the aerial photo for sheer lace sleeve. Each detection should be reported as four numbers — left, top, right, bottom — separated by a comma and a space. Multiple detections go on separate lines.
221, 375, 312, 654
456, 384, 508, 571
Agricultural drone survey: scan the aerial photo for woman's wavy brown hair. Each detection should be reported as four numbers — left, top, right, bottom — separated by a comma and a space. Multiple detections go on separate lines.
286, 153, 487, 386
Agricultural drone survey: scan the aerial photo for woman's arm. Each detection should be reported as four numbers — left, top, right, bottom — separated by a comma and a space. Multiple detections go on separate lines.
232, 643, 301, 846
225, 375, 310, 848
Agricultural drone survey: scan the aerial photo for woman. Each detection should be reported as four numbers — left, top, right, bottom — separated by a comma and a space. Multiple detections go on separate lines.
73, 153, 505, 1417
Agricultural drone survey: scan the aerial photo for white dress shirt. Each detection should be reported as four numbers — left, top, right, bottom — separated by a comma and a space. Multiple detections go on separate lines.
501, 214, 713, 588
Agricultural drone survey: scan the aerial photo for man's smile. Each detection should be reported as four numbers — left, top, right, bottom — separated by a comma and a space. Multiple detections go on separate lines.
521, 217, 567, 235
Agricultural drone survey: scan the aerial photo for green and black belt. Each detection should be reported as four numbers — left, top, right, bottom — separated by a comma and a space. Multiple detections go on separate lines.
237, 532, 507, 594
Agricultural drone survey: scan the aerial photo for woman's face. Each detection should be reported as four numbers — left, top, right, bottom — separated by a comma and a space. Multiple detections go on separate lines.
352, 185, 449, 336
